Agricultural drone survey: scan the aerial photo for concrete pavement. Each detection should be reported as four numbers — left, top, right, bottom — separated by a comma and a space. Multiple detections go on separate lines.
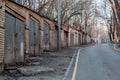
66, 44, 120, 80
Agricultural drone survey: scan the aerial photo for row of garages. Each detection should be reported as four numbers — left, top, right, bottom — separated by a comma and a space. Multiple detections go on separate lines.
0, 0, 92, 72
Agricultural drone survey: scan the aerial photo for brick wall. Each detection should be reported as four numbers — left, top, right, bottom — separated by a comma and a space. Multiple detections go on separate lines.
0, 2, 4, 27
0, 1, 5, 73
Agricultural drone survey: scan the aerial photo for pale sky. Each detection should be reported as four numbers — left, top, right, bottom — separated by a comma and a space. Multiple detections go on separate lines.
94, 0, 112, 27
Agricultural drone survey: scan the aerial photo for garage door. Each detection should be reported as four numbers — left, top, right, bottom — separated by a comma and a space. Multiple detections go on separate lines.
4, 12, 25, 65
29, 18, 40, 56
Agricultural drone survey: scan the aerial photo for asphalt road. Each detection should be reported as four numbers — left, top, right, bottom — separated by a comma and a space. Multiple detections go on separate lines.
68, 44, 120, 80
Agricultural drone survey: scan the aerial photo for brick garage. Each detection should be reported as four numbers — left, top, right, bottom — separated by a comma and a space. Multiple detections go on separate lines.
0, 0, 5, 72
0, 0, 89, 73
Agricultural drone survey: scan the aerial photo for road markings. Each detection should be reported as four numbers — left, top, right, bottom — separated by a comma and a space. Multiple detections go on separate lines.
63, 49, 78, 80
71, 49, 80, 80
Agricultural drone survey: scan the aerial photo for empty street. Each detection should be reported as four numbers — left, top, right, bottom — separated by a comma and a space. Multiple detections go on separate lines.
66, 44, 120, 80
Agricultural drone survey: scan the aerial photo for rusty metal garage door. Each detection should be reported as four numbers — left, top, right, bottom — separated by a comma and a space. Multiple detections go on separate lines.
44, 24, 50, 51
4, 12, 25, 65
64, 31, 68, 47
70, 33, 74, 46
29, 18, 40, 56
79, 34, 81, 45
15, 19, 25, 63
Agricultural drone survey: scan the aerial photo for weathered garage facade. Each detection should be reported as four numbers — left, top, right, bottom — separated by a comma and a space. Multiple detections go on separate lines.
29, 17, 40, 56
68, 27, 80, 47
0, 0, 92, 72
4, 12, 25, 65
61, 25, 69, 48
0, 0, 5, 72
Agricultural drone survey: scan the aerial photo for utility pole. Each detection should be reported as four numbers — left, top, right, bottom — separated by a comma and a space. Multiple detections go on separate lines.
58, 0, 61, 50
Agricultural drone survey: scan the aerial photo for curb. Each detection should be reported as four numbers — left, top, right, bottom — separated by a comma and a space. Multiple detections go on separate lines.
63, 48, 79, 80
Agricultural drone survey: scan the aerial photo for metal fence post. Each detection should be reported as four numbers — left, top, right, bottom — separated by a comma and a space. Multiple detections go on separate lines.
58, 0, 61, 50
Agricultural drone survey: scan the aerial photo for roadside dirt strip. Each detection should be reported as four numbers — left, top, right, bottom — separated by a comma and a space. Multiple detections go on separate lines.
1, 47, 77, 80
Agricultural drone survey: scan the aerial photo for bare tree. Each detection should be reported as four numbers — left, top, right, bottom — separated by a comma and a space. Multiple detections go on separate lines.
109, 0, 120, 42
11, 0, 97, 34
